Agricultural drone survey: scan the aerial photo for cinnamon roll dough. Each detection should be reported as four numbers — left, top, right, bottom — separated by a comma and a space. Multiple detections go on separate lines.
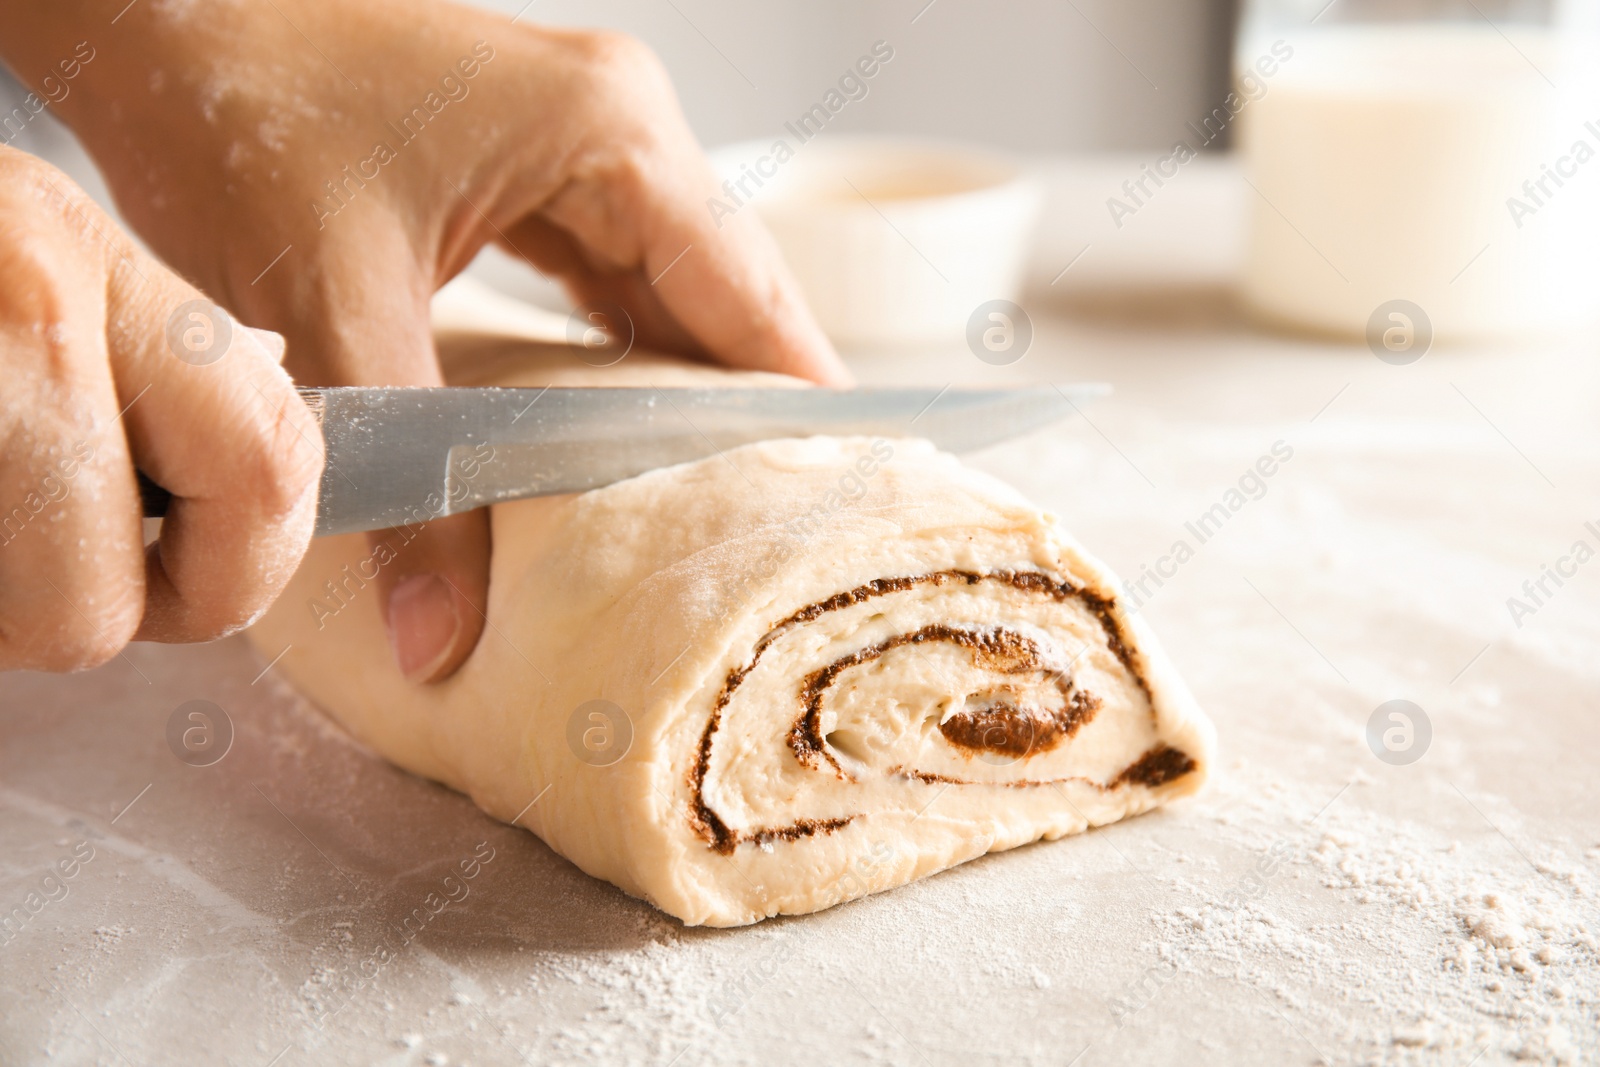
250, 290, 1215, 926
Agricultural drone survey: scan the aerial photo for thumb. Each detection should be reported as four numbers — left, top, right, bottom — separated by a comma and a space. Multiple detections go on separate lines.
373, 511, 491, 685
263, 231, 490, 685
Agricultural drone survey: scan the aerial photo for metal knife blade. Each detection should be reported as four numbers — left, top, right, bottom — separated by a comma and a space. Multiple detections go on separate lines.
141, 384, 1108, 537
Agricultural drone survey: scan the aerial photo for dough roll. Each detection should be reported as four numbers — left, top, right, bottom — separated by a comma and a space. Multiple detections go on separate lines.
251, 318, 1215, 927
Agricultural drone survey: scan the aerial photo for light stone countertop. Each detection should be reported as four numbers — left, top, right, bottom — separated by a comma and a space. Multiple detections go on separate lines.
3, 157, 1598, 1066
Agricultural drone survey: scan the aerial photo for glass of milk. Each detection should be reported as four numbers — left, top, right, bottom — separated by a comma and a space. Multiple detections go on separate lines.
1236, 0, 1600, 341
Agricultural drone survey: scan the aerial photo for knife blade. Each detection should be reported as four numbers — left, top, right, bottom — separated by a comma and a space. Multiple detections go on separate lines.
139, 383, 1108, 537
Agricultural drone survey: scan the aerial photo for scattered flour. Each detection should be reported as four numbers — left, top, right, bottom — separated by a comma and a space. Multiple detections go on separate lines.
1146, 768, 1598, 1066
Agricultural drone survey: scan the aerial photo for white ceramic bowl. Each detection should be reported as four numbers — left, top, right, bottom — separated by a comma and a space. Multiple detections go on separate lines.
708, 137, 1042, 346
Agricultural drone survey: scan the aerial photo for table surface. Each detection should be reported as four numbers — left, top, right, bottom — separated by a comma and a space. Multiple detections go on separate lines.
4, 157, 1599, 1067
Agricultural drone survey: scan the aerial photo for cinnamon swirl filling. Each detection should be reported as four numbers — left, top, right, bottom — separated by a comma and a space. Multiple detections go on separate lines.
688, 569, 1196, 854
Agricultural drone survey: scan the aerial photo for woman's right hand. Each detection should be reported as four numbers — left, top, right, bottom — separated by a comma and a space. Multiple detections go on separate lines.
0, 147, 325, 672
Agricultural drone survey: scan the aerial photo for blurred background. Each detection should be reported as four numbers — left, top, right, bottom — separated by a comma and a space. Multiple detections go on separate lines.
461, 0, 1237, 152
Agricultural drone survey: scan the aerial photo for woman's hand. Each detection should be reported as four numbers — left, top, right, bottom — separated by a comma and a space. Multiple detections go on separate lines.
0, 148, 323, 672
1, 0, 845, 683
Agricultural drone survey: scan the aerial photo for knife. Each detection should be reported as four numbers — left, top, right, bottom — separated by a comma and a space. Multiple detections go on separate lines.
139, 383, 1108, 537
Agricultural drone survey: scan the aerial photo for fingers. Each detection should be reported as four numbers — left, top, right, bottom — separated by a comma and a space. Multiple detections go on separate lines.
0, 214, 145, 671
633, 175, 853, 387
538, 162, 852, 387
373, 511, 490, 684
499, 31, 851, 386
497, 214, 700, 355
104, 244, 325, 644
0, 153, 323, 669
256, 228, 490, 685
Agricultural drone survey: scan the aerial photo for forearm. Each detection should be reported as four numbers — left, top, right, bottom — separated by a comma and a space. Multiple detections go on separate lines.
0, 2, 276, 135
0, 3, 100, 95
0, 0, 535, 142
0, 2, 329, 247
0, 1, 550, 288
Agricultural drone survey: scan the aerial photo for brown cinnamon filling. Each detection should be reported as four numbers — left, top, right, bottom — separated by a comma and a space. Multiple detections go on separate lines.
890, 746, 1188, 789
687, 570, 1188, 854
789, 624, 1099, 771
1113, 744, 1197, 788
746, 817, 856, 849
940, 689, 1102, 758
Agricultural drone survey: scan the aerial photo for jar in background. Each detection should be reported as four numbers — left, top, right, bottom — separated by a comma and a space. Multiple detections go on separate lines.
1236, 0, 1600, 340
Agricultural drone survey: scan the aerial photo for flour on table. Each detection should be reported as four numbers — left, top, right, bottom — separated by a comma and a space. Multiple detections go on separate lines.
1144, 767, 1597, 1065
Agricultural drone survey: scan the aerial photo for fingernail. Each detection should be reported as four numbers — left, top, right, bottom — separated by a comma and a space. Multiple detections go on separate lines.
245, 326, 288, 364
387, 573, 462, 683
